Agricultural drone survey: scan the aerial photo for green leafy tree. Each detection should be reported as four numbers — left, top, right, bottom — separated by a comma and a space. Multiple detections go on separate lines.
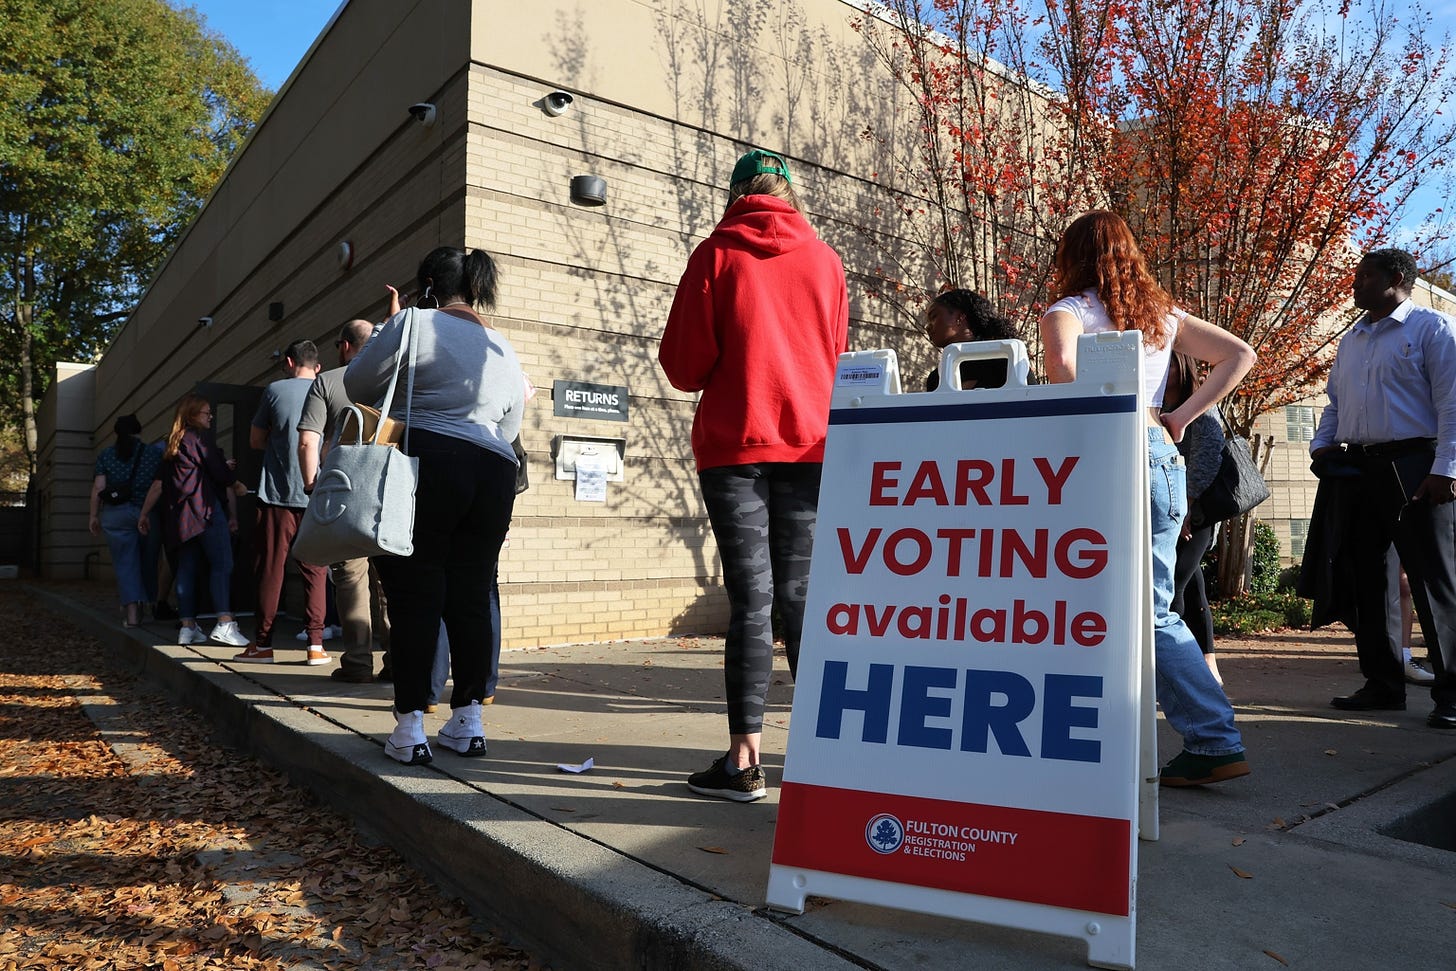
0, 0, 270, 476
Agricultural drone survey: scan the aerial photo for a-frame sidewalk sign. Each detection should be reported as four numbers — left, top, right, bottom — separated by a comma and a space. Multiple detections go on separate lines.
767, 333, 1159, 970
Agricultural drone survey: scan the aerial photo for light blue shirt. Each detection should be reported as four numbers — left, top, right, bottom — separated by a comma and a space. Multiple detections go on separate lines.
1311, 299, 1456, 478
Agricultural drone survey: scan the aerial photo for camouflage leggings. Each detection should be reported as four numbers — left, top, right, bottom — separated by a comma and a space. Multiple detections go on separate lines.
699, 462, 822, 735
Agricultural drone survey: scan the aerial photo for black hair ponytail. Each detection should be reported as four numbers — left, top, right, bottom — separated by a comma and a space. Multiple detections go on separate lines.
416, 246, 499, 311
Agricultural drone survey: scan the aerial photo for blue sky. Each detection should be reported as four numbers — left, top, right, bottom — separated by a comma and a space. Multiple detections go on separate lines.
181, 0, 340, 91
182, 0, 1446, 241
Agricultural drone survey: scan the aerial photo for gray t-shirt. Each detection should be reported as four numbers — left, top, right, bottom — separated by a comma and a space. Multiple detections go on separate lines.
297, 367, 350, 446
252, 376, 314, 508
344, 307, 524, 464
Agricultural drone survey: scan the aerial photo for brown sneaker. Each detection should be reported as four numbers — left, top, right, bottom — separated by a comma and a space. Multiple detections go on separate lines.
233, 644, 274, 664
305, 648, 331, 666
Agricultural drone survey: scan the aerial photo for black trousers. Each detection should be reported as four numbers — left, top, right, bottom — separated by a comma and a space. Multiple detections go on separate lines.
1171, 523, 1215, 655
1347, 446, 1456, 704
374, 430, 516, 714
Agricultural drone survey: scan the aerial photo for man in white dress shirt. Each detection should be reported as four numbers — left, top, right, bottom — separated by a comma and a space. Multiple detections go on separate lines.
1312, 248, 1456, 728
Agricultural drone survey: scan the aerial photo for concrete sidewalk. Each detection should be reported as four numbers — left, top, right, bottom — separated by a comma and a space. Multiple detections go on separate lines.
29, 582, 1456, 970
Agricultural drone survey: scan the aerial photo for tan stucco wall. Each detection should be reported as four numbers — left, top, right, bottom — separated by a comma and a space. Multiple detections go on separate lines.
456, 0, 938, 643
41, 0, 949, 644
36, 363, 95, 579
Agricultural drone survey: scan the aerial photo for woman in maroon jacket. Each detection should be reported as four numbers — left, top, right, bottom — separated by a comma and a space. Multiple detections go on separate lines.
138, 393, 247, 648
660, 149, 849, 802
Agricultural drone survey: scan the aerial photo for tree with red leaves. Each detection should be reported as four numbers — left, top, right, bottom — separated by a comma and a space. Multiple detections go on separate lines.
858, 0, 1456, 593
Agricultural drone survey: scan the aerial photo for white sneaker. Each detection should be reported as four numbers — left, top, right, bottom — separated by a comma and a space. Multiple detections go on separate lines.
385, 710, 432, 765
295, 625, 341, 642
1405, 659, 1436, 684
437, 701, 488, 756
209, 621, 250, 647
178, 625, 202, 645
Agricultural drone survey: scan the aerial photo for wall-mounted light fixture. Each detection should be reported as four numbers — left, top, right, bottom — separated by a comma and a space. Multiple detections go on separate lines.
197, 315, 213, 328
408, 102, 437, 127
336, 240, 354, 271
570, 175, 607, 207
543, 91, 574, 117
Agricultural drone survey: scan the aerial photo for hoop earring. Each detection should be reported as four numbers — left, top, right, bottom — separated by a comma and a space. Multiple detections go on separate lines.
417, 285, 439, 309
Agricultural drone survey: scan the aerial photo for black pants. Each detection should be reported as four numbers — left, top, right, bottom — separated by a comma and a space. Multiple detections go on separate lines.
1348, 447, 1456, 704
1171, 524, 1215, 654
699, 462, 821, 735
374, 430, 516, 714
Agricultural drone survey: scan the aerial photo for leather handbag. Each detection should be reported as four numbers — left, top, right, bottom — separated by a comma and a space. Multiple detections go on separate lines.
293, 309, 420, 564
1198, 411, 1270, 523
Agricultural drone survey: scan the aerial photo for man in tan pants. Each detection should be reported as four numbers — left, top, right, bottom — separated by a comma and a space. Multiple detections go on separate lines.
297, 318, 390, 682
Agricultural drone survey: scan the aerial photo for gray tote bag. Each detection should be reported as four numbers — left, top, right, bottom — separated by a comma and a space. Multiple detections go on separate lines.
293, 309, 421, 564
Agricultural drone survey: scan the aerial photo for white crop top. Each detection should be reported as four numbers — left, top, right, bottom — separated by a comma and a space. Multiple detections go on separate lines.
1045, 289, 1182, 406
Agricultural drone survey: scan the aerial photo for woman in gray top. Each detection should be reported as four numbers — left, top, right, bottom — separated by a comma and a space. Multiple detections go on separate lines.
345, 245, 525, 765
1165, 352, 1227, 686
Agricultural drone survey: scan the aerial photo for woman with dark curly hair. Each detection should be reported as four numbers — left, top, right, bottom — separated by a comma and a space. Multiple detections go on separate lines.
921, 288, 1021, 391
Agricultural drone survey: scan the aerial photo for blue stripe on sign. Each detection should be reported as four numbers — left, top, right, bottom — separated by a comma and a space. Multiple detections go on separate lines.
829, 396, 1138, 425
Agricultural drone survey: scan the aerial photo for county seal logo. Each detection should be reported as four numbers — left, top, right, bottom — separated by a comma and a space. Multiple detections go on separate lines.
865, 813, 905, 854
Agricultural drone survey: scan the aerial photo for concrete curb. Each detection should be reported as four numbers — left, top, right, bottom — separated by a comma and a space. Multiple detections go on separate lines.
28, 585, 857, 971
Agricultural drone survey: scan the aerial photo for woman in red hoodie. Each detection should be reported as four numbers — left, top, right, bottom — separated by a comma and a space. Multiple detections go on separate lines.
660, 149, 850, 802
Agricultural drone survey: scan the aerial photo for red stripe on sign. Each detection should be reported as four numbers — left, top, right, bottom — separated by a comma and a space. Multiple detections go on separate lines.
771, 781, 1131, 916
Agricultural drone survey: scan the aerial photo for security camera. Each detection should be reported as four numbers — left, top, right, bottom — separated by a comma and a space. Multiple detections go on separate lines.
543, 91, 574, 117
198, 316, 213, 328
407, 102, 437, 127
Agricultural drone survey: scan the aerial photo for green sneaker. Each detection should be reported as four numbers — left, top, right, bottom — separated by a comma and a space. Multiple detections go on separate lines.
1159, 750, 1250, 787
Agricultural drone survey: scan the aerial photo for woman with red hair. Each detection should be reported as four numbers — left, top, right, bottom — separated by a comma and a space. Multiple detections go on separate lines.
138, 392, 246, 647
1040, 210, 1255, 787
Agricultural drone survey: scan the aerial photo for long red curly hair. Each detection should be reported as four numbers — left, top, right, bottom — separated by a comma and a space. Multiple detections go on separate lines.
1054, 210, 1175, 350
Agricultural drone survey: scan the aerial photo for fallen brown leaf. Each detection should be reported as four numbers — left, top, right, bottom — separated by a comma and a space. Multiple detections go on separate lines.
698, 846, 729, 855
1232, 837, 1246, 846
1263, 949, 1289, 966
1229, 865, 1253, 879
0, 586, 542, 971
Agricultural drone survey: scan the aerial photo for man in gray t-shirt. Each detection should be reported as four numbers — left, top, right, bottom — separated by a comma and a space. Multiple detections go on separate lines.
232, 339, 330, 665
297, 318, 388, 682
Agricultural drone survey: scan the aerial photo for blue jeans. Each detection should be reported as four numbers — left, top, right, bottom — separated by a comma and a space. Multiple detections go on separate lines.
176, 502, 234, 620
430, 624, 450, 704
1149, 430, 1243, 756
100, 502, 148, 606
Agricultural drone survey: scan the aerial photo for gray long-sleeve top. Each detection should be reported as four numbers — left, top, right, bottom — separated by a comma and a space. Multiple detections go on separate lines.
1178, 411, 1226, 501
344, 307, 523, 466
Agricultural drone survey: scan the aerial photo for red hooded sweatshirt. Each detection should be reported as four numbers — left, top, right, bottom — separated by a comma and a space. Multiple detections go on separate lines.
659, 195, 850, 471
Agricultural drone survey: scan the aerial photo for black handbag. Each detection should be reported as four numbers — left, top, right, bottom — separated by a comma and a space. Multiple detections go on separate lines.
101, 447, 143, 505
512, 435, 529, 495
1198, 411, 1270, 523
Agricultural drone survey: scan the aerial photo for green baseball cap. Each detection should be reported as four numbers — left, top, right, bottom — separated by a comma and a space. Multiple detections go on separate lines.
730, 149, 792, 187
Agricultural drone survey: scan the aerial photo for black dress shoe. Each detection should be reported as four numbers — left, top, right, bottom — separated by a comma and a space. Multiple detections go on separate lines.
1331, 686, 1406, 711
1427, 704, 1456, 729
